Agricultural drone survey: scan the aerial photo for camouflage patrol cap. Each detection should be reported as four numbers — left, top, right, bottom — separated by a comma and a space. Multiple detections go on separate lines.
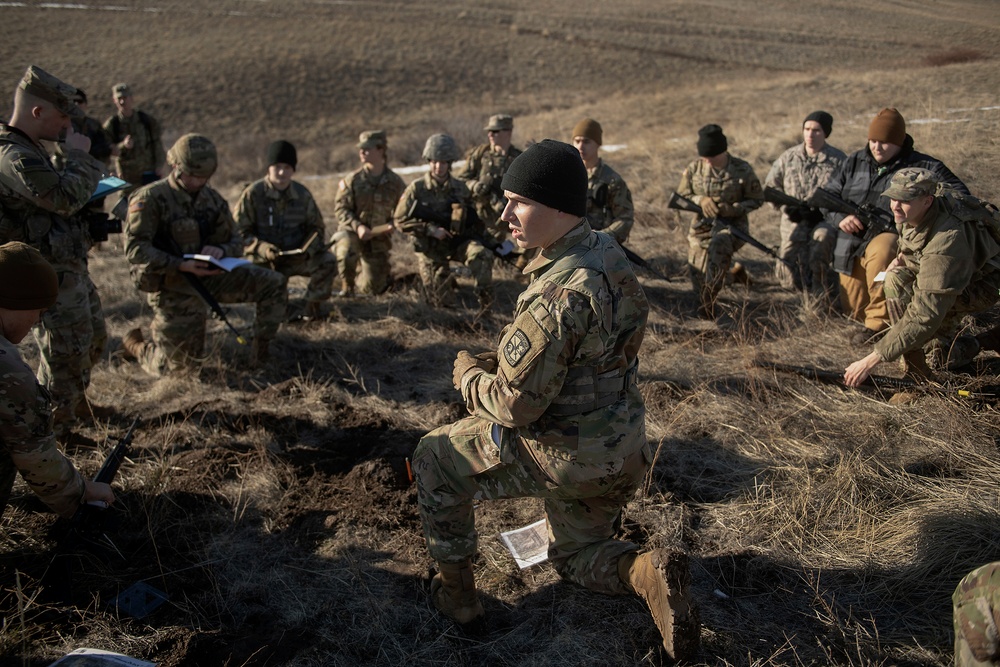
882, 168, 937, 201
167, 134, 218, 178
422, 133, 461, 162
358, 130, 388, 150
19, 65, 83, 118
112, 82, 132, 97
484, 114, 514, 132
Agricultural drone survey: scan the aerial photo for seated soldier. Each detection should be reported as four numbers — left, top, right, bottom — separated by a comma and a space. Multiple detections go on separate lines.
844, 168, 1000, 386
235, 140, 336, 320
394, 134, 494, 313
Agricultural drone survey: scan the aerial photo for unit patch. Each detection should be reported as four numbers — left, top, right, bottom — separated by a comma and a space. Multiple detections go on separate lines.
503, 329, 531, 367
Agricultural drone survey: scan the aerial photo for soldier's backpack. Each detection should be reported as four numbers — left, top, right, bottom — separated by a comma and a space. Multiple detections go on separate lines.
945, 191, 1000, 245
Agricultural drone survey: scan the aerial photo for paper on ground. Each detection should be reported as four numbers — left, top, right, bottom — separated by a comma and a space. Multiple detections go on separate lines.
500, 518, 549, 569
48, 647, 156, 667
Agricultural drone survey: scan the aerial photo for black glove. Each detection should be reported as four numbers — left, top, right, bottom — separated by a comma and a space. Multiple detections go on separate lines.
802, 207, 825, 225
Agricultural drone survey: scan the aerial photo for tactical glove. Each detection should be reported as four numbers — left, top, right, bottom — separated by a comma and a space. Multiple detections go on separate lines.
471, 180, 491, 198
802, 207, 825, 225
453, 350, 498, 390
785, 205, 806, 223
699, 197, 720, 218
717, 202, 740, 218
257, 241, 280, 262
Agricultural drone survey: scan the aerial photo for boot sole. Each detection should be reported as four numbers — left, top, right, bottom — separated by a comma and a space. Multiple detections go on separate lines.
642, 550, 700, 662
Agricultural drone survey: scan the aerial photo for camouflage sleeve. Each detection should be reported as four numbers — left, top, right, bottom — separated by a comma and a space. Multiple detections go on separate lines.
461, 285, 587, 427
124, 192, 184, 274
603, 176, 634, 244
764, 153, 787, 213
953, 562, 1000, 664
0, 347, 85, 518
0, 144, 102, 218
207, 200, 244, 258
737, 166, 764, 214
394, 183, 429, 237
677, 163, 701, 204
334, 176, 362, 232
233, 184, 258, 245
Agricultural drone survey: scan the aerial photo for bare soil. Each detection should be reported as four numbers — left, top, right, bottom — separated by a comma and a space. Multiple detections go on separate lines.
3, 1, 1000, 665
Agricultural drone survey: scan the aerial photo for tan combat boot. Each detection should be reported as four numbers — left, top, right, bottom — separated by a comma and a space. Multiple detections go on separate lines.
728, 261, 751, 286
304, 300, 324, 320
121, 328, 146, 360
430, 559, 485, 625
619, 549, 700, 662
901, 349, 935, 383
338, 276, 355, 298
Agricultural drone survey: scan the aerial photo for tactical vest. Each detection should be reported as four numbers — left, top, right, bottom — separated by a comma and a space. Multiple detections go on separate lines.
945, 191, 1000, 275
0, 128, 89, 271
245, 182, 312, 250
535, 234, 643, 417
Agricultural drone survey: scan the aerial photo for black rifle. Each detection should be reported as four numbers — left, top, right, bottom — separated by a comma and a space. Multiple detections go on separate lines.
68, 417, 139, 527
808, 187, 896, 245
753, 359, 998, 400
668, 191, 795, 269
762, 187, 825, 226
405, 200, 520, 267
619, 243, 674, 282
157, 233, 249, 345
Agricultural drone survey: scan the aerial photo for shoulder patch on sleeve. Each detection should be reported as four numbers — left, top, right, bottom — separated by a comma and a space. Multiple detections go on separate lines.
503, 328, 532, 367
128, 201, 145, 213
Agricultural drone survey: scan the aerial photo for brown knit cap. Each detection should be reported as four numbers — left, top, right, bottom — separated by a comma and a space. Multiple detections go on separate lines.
572, 118, 603, 146
0, 242, 58, 310
868, 108, 906, 145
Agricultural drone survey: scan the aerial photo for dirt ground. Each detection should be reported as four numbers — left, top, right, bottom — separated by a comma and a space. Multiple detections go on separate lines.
3, 1, 1000, 665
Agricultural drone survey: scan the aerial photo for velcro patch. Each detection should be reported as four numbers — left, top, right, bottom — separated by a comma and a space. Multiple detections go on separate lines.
503, 329, 531, 367
129, 201, 145, 213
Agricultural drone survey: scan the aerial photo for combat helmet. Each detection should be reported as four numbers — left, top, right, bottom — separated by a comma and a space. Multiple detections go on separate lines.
422, 133, 461, 162
167, 133, 218, 178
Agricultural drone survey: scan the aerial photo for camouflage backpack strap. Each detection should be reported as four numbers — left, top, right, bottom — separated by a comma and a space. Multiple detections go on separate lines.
947, 191, 1000, 244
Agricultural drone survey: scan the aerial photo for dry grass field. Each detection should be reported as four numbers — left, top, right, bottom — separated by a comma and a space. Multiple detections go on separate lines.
2, 0, 1000, 665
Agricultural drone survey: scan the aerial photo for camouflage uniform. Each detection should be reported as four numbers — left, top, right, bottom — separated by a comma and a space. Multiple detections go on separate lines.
0, 334, 85, 518
678, 156, 763, 309
456, 142, 522, 244
0, 123, 106, 432
764, 142, 845, 290
333, 165, 405, 295
413, 221, 650, 593
103, 109, 164, 189
123, 173, 287, 375
954, 562, 1000, 666
875, 191, 1000, 369
394, 173, 493, 308
234, 177, 336, 303
584, 159, 634, 245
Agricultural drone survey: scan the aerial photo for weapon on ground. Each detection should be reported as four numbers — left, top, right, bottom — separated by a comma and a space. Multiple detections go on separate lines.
668, 191, 795, 269
405, 200, 521, 267
70, 417, 139, 524
807, 187, 896, 244
752, 359, 998, 400
619, 243, 674, 282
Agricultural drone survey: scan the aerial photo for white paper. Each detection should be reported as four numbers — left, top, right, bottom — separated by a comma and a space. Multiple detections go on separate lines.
48, 647, 156, 667
500, 518, 549, 569
874, 271, 886, 283
183, 254, 251, 272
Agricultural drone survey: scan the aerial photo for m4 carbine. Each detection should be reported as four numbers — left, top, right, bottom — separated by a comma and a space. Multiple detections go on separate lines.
667, 191, 794, 269
807, 188, 896, 244
405, 199, 519, 266
762, 187, 825, 226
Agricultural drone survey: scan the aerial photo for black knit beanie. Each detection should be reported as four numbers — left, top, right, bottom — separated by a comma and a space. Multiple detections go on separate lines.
803, 110, 833, 137
266, 140, 298, 169
500, 139, 587, 217
697, 124, 728, 158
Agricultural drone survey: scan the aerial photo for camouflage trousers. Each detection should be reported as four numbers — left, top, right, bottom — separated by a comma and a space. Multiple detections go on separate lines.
333, 230, 392, 295
137, 266, 287, 376
884, 267, 1000, 369
688, 220, 746, 309
775, 220, 837, 296
417, 239, 493, 308
32, 271, 107, 432
253, 250, 337, 303
839, 232, 897, 331
412, 415, 649, 595
953, 562, 1000, 666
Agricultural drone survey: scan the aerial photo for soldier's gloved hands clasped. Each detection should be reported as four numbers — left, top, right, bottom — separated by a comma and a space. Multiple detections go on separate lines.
717, 202, 740, 218
699, 197, 720, 218
257, 241, 280, 262
452, 350, 497, 390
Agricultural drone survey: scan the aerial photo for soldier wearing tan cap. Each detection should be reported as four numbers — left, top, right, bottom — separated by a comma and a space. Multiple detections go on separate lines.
0, 241, 115, 519
844, 168, 1000, 386
572, 118, 634, 246
0, 65, 110, 439
456, 114, 522, 247
333, 130, 405, 296
103, 81, 164, 192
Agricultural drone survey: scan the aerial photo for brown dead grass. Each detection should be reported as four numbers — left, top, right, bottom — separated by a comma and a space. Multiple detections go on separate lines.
2, 0, 1000, 666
